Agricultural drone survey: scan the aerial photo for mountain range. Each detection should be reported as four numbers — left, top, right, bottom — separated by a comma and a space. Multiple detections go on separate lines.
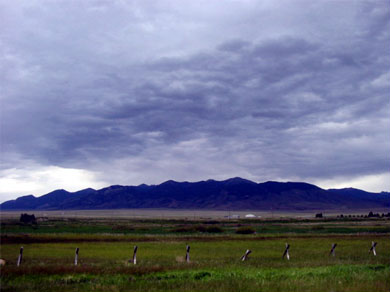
1, 177, 389, 211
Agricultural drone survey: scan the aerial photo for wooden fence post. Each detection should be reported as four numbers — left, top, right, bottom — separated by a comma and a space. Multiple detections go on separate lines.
17, 247, 23, 267
369, 241, 377, 256
185, 245, 190, 263
132, 245, 138, 264
241, 249, 251, 261
75, 247, 79, 266
329, 243, 337, 256
282, 243, 290, 260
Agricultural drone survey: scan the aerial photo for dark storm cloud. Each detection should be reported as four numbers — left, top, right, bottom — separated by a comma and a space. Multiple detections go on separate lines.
1, 0, 389, 199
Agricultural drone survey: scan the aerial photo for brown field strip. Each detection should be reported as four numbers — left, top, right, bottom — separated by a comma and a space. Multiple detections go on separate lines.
2, 233, 388, 244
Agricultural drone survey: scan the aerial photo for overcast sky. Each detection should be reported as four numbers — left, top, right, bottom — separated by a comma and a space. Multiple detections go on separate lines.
1, 0, 389, 202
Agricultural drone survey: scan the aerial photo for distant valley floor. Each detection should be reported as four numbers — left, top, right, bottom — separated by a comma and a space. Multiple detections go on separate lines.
1, 208, 389, 219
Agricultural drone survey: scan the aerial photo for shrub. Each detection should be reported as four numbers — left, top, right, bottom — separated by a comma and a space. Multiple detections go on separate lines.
311, 225, 325, 230
171, 225, 197, 233
204, 220, 220, 225
236, 226, 256, 234
171, 225, 224, 233
20, 213, 37, 224
194, 225, 207, 232
205, 226, 224, 233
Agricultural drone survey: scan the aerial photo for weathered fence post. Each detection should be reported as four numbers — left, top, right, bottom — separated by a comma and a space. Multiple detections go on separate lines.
329, 243, 337, 256
132, 245, 138, 265
282, 243, 290, 260
185, 245, 190, 263
74, 247, 79, 266
17, 247, 23, 267
241, 249, 252, 261
369, 241, 377, 256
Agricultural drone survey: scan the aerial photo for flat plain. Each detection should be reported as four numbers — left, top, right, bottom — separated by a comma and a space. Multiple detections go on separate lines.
0, 210, 389, 292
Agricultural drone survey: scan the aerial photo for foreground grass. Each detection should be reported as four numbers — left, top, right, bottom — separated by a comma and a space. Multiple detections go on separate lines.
2, 264, 389, 292
1, 236, 389, 292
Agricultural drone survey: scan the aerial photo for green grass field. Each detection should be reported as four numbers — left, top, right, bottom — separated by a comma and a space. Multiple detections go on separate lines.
1, 215, 389, 291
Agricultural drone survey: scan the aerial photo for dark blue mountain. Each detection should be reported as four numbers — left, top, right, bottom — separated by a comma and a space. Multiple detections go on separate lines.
1, 178, 389, 210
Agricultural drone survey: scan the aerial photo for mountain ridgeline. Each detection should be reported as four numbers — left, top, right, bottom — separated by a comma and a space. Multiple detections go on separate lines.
1, 178, 389, 211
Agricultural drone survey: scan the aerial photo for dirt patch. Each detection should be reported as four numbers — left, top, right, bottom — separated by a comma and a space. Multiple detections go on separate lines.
1, 233, 388, 244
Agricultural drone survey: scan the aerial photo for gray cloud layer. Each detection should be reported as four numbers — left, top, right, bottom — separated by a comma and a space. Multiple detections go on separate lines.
1, 0, 389, 198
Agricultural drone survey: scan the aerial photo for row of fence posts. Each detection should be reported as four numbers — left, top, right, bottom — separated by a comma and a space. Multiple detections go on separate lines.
14, 241, 378, 266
